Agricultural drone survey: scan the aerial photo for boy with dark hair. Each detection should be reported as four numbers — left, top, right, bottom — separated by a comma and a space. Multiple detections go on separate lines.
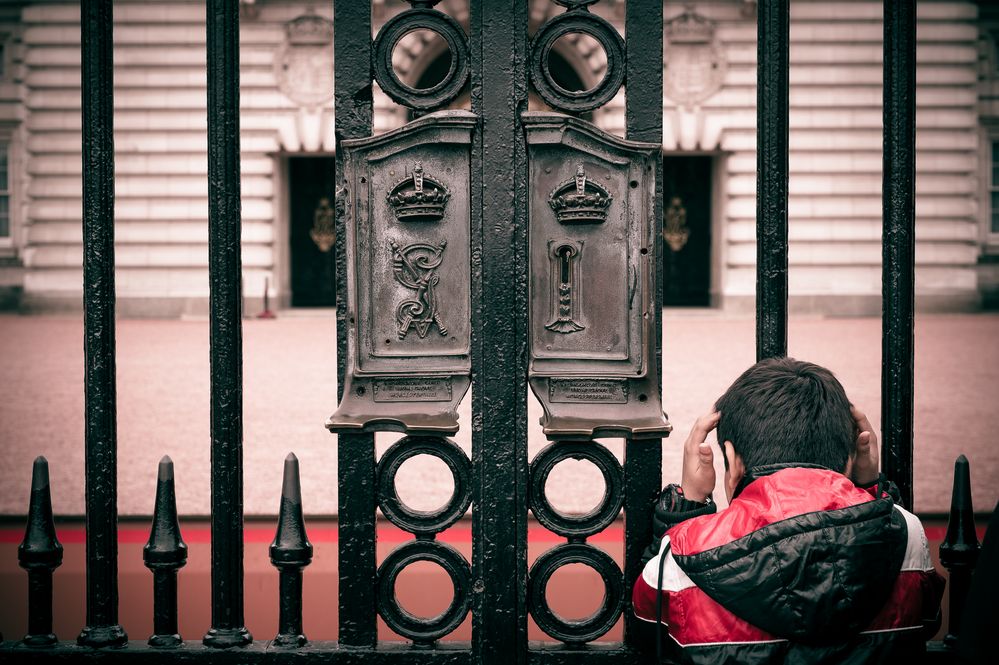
632, 357, 944, 664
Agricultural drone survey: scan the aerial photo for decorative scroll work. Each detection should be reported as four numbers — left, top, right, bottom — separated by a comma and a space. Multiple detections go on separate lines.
545, 242, 584, 334
391, 239, 449, 339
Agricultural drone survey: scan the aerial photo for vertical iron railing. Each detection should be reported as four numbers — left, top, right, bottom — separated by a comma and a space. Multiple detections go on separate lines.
205, 0, 251, 648
881, 0, 917, 510
623, 0, 664, 651
80, 0, 127, 648
470, 1, 530, 661
332, 0, 378, 649
755, 0, 789, 362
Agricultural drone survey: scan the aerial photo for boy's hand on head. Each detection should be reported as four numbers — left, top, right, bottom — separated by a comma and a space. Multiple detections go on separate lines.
850, 406, 880, 486
681, 411, 721, 503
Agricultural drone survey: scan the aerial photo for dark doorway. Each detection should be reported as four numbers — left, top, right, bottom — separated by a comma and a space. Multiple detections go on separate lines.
289, 156, 336, 307
662, 155, 712, 306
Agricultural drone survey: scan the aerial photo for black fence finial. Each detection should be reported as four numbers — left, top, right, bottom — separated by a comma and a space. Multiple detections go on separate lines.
144, 455, 188, 647
270, 453, 313, 647
18, 456, 64, 647
939, 454, 980, 645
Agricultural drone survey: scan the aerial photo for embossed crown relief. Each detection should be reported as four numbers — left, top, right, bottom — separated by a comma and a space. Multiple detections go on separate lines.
548, 164, 612, 225
387, 161, 451, 223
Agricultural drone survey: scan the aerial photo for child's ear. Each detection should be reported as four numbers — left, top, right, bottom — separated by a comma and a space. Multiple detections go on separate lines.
723, 441, 745, 501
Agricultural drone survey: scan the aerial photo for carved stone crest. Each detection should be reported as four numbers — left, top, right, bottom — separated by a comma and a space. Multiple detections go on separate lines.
274, 13, 335, 108
664, 7, 727, 109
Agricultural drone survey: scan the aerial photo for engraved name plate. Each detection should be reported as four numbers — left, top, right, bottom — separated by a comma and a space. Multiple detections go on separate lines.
550, 379, 628, 404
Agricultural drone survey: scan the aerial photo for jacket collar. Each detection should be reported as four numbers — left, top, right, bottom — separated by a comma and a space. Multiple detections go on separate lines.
733, 462, 835, 499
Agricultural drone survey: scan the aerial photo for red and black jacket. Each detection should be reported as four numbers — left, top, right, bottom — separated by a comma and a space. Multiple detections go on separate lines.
632, 464, 945, 664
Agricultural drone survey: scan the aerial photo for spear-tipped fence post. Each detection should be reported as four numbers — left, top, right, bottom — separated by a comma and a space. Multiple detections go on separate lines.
939, 454, 980, 646
143, 456, 188, 648
269, 453, 313, 647
18, 457, 63, 647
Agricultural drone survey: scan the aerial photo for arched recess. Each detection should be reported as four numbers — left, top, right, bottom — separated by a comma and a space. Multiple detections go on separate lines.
383, 9, 606, 123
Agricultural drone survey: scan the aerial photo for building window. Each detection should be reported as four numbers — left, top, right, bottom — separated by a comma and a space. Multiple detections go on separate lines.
0, 142, 9, 239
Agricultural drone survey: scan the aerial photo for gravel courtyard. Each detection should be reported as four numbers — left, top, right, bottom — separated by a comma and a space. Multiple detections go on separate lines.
0, 311, 996, 517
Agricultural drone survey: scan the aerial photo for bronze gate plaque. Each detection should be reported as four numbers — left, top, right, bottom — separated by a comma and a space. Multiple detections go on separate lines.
328, 111, 475, 435
525, 112, 671, 440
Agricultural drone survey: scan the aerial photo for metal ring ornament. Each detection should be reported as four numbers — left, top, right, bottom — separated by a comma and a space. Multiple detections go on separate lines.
528, 542, 624, 643
528, 8, 626, 113
377, 540, 472, 643
530, 441, 624, 538
372, 8, 470, 110
378, 436, 472, 536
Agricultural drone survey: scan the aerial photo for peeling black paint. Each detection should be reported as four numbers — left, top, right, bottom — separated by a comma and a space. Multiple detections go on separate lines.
204, 0, 251, 649
881, 0, 917, 511
80, 0, 127, 649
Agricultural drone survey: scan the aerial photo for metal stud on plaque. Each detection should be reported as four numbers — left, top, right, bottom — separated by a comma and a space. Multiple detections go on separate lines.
328, 111, 475, 435
525, 112, 671, 440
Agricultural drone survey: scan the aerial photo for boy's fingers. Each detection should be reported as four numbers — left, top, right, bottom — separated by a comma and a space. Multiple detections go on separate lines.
698, 442, 713, 466
688, 412, 721, 445
857, 431, 871, 448
851, 406, 874, 433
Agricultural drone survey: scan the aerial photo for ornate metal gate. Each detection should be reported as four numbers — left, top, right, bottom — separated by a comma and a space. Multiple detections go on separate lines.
0, 0, 986, 663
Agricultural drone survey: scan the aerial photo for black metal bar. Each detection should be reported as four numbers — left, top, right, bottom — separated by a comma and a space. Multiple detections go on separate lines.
939, 455, 980, 645
470, 1, 529, 663
204, 0, 251, 648
270, 453, 313, 647
623, 0, 663, 652
333, 0, 377, 648
143, 456, 187, 648
881, 0, 917, 510
755, 0, 789, 361
79, 0, 127, 648
18, 457, 63, 647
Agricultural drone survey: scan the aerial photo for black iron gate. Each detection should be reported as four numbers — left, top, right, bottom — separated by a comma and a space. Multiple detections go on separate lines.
0, 0, 986, 662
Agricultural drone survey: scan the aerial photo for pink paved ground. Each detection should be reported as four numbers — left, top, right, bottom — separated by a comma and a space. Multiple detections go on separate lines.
0, 311, 996, 517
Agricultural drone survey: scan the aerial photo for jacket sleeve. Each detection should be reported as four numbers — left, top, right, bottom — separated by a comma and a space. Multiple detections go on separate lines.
640, 484, 716, 567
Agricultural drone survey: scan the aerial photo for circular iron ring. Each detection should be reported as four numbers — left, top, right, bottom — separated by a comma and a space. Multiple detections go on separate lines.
528, 542, 624, 643
372, 8, 470, 110
377, 540, 472, 643
529, 9, 625, 113
378, 435, 472, 536
530, 440, 623, 539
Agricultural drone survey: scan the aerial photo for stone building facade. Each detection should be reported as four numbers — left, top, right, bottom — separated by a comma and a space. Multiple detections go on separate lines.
0, 0, 993, 315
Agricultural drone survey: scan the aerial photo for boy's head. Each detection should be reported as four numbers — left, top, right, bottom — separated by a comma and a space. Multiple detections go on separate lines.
715, 357, 856, 497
